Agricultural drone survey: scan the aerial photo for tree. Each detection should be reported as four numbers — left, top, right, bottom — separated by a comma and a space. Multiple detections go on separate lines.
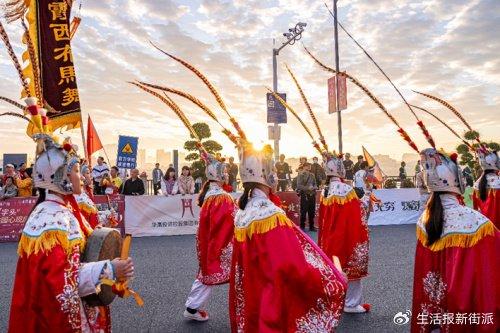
184, 122, 223, 180
456, 130, 499, 178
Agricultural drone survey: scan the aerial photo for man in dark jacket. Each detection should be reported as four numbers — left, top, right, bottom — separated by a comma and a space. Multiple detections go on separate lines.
310, 157, 326, 188
296, 163, 317, 231
353, 155, 364, 175
121, 169, 145, 195
343, 153, 355, 181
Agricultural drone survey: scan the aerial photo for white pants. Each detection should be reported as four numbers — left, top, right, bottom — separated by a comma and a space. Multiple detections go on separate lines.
185, 279, 213, 310
345, 280, 363, 307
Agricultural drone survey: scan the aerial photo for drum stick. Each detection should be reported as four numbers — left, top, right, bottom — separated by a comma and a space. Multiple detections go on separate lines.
121, 234, 132, 260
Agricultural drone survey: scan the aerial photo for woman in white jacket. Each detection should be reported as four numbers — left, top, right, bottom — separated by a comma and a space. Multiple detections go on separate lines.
178, 166, 195, 195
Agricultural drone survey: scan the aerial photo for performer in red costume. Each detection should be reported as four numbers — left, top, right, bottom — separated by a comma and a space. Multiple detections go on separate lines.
75, 163, 100, 228
411, 148, 499, 333
472, 147, 499, 229
318, 151, 370, 314
8, 98, 134, 333
229, 140, 347, 333
183, 152, 236, 321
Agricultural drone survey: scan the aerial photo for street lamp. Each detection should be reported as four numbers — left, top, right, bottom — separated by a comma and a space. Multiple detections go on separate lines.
271, 22, 307, 160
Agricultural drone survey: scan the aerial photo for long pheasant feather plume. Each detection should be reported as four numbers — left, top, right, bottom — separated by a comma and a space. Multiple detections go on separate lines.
4, 0, 27, 23
303, 45, 420, 153
410, 104, 472, 148
323, 3, 435, 148
21, 20, 42, 103
1, 112, 33, 125
412, 90, 481, 144
284, 64, 328, 152
137, 81, 239, 145
129, 81, 200, 141
162, 93, 201, 142
266, 87, 323, 155
149, 41, 247, 140
0, 21, 31, 97
0, 96, 24, 110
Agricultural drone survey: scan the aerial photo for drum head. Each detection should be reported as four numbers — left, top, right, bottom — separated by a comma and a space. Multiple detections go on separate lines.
82, 228, 122, 306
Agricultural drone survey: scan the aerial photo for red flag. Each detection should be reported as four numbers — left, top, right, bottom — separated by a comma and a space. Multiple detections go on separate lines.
86, 115, 103, 161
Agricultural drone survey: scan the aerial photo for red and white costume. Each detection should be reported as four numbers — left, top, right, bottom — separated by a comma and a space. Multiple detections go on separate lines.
229, 143, 347, 332
473, 172, 499, 228
185, 153, 236, 313
472, 149, 499, 229
75, 191, 100, 229
318, 153, 369, 312
10, 194, 114, 333
8, 115, 117, 333
411, 148, 499, 333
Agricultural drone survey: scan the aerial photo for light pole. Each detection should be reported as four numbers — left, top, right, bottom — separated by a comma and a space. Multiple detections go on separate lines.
271, 22, 307, 160
333, 0, 342, 154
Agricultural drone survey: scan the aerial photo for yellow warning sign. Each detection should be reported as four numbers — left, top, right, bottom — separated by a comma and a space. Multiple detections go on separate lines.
121, 143, 134, 154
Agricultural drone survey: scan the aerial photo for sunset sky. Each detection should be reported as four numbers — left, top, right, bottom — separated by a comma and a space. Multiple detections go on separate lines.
0, 0, 499, 162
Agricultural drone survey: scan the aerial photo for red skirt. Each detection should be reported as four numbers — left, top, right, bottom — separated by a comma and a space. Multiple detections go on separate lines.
411, 226, 499, 333
230, 214, 347, 332
473, 189, 500, 229
196, 193, 236, 285
318, 193, 369, 280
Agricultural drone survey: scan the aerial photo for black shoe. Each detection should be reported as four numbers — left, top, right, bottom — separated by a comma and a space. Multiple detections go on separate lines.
309, 227, 317, 232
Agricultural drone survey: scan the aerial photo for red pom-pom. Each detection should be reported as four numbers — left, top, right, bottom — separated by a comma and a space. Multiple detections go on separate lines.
27, 105, 39, 116
63, 143, 72, 152
450, 153, 458, 162
361, 303, 371, 312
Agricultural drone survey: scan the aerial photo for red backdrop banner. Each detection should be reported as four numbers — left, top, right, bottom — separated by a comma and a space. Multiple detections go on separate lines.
0, 195, 126, 243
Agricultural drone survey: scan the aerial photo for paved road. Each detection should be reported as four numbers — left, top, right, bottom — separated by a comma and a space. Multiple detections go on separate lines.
0, 224, 416, 332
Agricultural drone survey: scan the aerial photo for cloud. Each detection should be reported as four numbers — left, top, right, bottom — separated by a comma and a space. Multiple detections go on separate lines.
0, 0, 498, 164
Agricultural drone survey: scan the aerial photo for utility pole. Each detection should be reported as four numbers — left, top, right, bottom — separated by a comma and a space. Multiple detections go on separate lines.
271, 22, 307, 160
333, 0, 342, 154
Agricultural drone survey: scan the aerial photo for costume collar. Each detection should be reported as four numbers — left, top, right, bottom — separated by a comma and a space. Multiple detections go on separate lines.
251, 188, 268, 199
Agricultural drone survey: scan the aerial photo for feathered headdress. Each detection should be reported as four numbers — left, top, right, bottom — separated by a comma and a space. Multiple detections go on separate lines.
303, 45, 420, 153
130, 81, 228, 181
150, 41, 247, 141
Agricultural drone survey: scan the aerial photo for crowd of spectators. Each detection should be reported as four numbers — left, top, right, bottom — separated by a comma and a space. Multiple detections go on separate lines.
0, 152, 478, 200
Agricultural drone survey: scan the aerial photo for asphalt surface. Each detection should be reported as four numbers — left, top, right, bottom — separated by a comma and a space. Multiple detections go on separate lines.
0, 224, 416, 332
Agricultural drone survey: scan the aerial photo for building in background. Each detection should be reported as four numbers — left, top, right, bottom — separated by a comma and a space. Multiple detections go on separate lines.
138, 149, 146, 167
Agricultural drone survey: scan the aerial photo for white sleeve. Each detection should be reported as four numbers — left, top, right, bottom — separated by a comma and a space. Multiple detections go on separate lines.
78, 260, 115, 297
173, 181, 179, 195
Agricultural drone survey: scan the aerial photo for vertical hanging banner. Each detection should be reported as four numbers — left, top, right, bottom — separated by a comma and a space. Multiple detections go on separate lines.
266, 92, 287, 124
35, 0, 81, 131
328, 74, 347, 113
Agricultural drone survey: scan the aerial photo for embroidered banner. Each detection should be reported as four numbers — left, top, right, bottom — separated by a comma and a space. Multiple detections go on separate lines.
38, 0, 81, 129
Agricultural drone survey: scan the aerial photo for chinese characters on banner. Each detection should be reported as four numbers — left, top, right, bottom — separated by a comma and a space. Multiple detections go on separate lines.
116, 135, 139, 169
0, 195, 126, 243
38, 0, 81, 124
0, 197, 37, 242
328, 74, 347, 114
266, 92, 287, 124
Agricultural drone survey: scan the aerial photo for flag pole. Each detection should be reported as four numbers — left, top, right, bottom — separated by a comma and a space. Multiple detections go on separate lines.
87, 114, 111, 166
80, 112, 88, 160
